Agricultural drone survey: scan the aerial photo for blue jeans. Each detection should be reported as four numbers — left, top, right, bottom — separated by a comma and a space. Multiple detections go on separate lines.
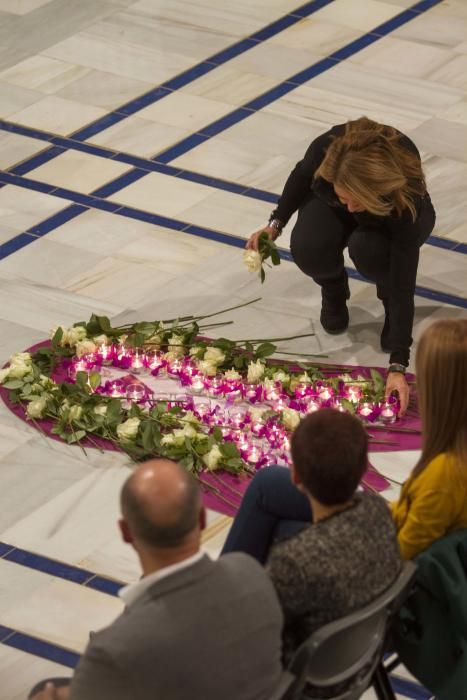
221, 466, 312, 564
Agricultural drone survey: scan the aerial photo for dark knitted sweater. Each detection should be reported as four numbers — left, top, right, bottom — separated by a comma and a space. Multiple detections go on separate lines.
271, 124, 436, 366
266, 492, 401, 662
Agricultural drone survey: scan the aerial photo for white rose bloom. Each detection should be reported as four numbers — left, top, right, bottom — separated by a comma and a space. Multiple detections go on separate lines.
10, 352, 32, 366
161, 433, 185, 448
298, 372, 311, 383
190, 346, 203, 358
174, 424, 197, 439
224, 368, 242, 381
75, 340, 97, 358
0, 368, 10, 383
116, 417, 141, 442
183, 411, 200, 427
247, 360, 265, 383
243, 249, 262, 273
146, 333, 162, 347
69, 405, 83, 422
197, 360, 217, 377
26, 396, 48, 420
94, 404, 108, 417
203, 444, 223, 471
67, 326, 88, 346
8, 362, 31, 379
39, 375, 57, 390
167, 335, 185, 358
93, 334, 109, 346
204, 347, 225, 365
273, 370, 290, 385
281, 408, 300, 431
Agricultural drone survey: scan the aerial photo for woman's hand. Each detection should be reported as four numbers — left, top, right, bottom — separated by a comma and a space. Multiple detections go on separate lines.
246, 225, 278, 251
385, 372, 409, 416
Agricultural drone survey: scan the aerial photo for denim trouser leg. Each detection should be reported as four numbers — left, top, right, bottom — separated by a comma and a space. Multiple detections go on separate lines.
221, 466, 312, 564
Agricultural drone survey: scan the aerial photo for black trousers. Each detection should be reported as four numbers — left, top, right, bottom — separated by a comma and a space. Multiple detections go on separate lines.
290, 195, 429, 300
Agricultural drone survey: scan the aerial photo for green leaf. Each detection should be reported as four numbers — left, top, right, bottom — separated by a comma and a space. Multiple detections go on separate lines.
340, 398, 356, 415
219, 442, 240, 459
254, 342, 276, 359
270, 247, 281, 266
180, 454, 195, 472
2, 379, 24, 390
51, 327, 63, 348
141, 421, 155, 451
88, 372, 101, 390
22, 384, 32, 396
212, 426, 223, 442
68, 430, 86, 444
97, 316, 112, 333
370, 368, 385, 391
260, 267, 265, 284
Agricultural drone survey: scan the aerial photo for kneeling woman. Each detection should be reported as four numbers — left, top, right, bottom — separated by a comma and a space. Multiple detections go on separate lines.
222, 408, 401, 660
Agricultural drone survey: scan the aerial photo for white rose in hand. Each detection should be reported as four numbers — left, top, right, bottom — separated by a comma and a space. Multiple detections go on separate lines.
243, 249, 262, 273
247, 360, 265, 383
117, 417, 141, 442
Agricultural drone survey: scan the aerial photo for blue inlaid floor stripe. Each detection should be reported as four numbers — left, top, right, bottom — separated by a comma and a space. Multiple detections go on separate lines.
2, 632, 80, 669
1, 119, 464, 255
0, 541, 124, 596
0, 170, 465, 310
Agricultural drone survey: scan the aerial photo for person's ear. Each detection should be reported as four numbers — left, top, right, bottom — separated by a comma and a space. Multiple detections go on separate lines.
119, 518, 133, 544
199, 506, 207, 532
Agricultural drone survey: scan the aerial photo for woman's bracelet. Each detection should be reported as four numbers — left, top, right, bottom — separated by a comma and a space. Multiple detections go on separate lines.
388, 363, 407, 375
268, 218, 284, 236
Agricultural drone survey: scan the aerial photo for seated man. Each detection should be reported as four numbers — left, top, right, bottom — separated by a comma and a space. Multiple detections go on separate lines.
222, 408, 402, 661
30, 458, 285, 700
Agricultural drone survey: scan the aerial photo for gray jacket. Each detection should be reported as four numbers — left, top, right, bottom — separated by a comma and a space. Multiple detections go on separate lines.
70, 553, 285, 700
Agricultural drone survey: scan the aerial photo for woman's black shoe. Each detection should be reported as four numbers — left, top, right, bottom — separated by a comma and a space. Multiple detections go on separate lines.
320, 284, 350, 334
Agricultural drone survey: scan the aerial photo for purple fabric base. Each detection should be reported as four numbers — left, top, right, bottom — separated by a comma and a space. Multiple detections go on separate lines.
1, 340, 422, 517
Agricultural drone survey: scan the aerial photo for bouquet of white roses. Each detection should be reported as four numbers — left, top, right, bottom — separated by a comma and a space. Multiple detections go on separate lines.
243, 231, 281, 283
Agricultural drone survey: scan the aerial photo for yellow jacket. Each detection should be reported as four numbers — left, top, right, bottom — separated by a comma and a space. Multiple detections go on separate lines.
390, 453, 467, 560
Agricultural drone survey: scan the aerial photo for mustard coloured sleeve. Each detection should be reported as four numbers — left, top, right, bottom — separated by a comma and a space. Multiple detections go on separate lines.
397, 485, 458, 560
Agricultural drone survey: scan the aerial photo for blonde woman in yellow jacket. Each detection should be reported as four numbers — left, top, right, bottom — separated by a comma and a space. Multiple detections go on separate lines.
390, 319, 467, 560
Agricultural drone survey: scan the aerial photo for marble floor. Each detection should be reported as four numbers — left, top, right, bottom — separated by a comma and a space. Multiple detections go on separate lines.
0, 0, 466, 697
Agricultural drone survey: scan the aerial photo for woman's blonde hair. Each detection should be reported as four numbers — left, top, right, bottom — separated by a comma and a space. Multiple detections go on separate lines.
314, 117, 426, 220
412, 318, 467, 479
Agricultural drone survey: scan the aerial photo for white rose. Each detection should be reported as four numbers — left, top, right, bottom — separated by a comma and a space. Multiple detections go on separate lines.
69, 405, 83, 422
173, 424, 197, 439
8, 362, 31, 379
182, 411, 200, 427
281, 408, 300, 431
298, 372, 311, 383
116, 417, 140, 442
243, 249, 262, 273
10, 352, 32, 366
0, 368, 10, 384
167, 335, 185, 358
190, 346, 204, 359
203, 444, 223, 471
146, 333, 162, 347
197, 360, 217, 377
224, 368, 242, 381
66, 326, 88, 346
161, 433, 185, 447
247, 360, 265, 383
94, 404, 108, 417
204, 347, 225, 365
273, 370, 290, 385
75, 340, 97, 358
26, 396, 48, 420
39, 375, 56, 390
59, 399, 70, 416
93, 334, 109, 346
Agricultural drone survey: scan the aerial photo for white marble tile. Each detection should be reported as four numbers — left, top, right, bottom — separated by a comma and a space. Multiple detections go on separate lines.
268, 17, 361, 56
437, 98, 467, 127
181, 66, 279, 107
0, 185, 68, 233
370, 450, 419, 488
43, 33, 196, 85
393, 4, 467, 49
27, 149, 130, 193
0, 570, 123, 652
108, 170, 213, 217
429, 53, 467, 91
0, 646, 70, 700
9, 94, 108, 135
0, 276, 123, 333
424, 155, 467, 242
0, 81, 42, 118
417, 245, 467, 298
0, 55, 89, 93
0, 0, 53, 14
56, 70, 153, 111
0, 131, 49, 170
409, 117, 467, 163
89, 115, 189, 158
138, 92, 236, 133
227, 44, 325, 82
348, 36, 453, 79
309, 0, 400, 31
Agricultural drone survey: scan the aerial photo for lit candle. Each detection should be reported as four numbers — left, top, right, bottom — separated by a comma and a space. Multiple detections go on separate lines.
131, 350, 144, 373
346, 385, 362, 403
273, 397, 289, 411
380, 402, 396, 423
358, 402, 373, 418
109, 380, 124, 397
190, 376, 205, 394
247, 446, 262, 465
318, 386, 333, 401
294, 382, 309, 399
127, 384, 145, 402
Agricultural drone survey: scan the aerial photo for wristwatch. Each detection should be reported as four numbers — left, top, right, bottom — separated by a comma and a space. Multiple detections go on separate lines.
268, 218, 284, 236
388, 363, 407, 375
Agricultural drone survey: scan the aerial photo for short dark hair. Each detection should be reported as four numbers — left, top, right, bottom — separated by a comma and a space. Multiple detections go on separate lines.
121, 462, 201, 549
291, 408, 368, 505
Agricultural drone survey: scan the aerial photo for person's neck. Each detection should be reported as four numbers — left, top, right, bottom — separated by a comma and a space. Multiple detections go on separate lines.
138, 540, 200, 578
309, 496, 354, 524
